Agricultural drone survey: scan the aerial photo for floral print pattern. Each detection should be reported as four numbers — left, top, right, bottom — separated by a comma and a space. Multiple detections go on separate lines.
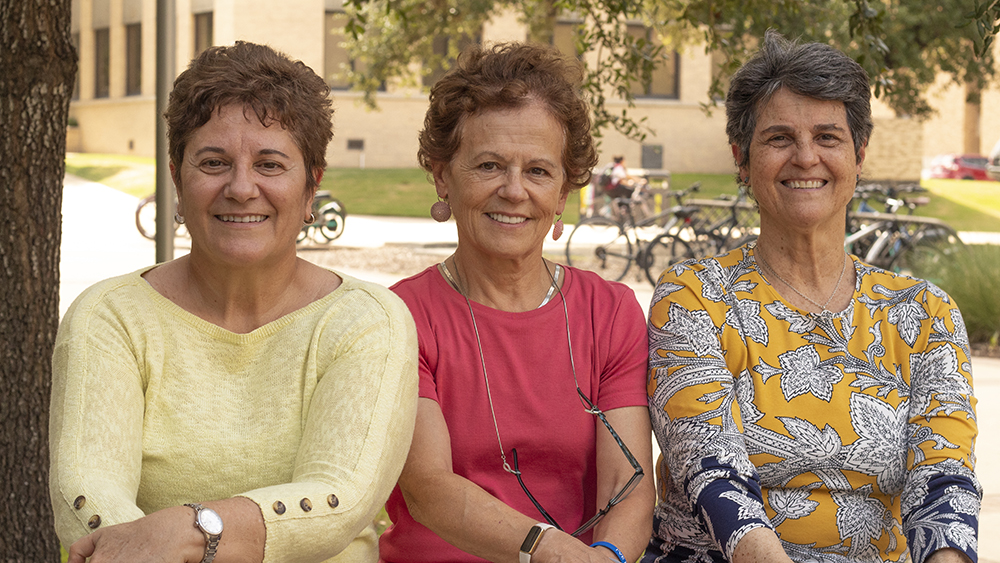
644, 246, 980, 563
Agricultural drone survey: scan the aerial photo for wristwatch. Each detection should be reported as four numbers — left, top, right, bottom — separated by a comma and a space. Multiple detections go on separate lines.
519, 523, 555, 563
185, 503, 224, 563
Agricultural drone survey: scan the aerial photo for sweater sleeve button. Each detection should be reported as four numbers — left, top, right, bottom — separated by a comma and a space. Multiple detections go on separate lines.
300, 498, 312, 512
327, 494, 339, 508
87, 515, 101, 529
272, 501, 286, 515
73, 496, 86, 510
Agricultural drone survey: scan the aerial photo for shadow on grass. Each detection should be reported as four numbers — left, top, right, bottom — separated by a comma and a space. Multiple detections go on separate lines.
65, 164, 127, 184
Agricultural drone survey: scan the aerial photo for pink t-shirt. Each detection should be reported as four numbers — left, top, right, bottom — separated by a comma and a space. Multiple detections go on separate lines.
380, 265, 648, 563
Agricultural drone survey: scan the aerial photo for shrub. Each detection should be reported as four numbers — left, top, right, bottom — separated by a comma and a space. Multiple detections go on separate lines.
931, 244, 1000, 345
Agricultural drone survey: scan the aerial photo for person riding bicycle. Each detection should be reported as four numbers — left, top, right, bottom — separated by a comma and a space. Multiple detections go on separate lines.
603, 156, 647, 200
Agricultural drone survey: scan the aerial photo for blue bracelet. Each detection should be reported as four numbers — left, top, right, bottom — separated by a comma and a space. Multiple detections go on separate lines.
590, 541, 626, 563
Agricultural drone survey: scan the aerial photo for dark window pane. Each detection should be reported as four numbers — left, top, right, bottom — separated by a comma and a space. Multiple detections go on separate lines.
126, 24, 141, 96
626, 24, 679, 99
194, 12, 213, 56
95, 28, 110, 98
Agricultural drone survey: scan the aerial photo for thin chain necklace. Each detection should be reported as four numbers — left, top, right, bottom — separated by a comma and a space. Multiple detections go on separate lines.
754, 243, 848, 317
443, 256, 577, 475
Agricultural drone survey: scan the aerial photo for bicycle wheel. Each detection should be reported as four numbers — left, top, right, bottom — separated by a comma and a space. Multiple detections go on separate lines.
888, 228, 963, 282
641, 232, 696, 285
564, 217, 633, 281
317, 200, 346, 242
135, 194, 157, 240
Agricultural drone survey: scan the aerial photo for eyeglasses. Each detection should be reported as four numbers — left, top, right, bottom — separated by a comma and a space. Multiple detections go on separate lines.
511, 387, 644, 537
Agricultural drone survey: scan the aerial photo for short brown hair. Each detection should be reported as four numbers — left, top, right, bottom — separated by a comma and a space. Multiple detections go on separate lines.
418, 42, 598, 190
166, 41, 334, 189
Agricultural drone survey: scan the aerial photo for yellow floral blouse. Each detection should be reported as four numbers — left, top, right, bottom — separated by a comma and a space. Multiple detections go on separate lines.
644, 244, 980, 563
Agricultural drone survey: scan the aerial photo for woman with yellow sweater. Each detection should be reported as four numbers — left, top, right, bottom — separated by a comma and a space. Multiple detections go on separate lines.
49, 42, 418, 563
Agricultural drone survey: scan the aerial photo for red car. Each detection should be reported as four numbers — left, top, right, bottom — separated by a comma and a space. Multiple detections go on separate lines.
924, 153, 992, 181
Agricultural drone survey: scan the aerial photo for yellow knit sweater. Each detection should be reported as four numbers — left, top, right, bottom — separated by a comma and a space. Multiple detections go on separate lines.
49, 267, 418, 563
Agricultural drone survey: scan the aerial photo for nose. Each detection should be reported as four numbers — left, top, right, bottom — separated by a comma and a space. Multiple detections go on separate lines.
792, 140, 820, 168
223, 164, 260, 202
497, 169, 529, 202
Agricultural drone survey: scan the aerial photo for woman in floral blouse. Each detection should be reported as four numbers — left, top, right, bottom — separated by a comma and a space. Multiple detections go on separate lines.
643, 31, 980, 563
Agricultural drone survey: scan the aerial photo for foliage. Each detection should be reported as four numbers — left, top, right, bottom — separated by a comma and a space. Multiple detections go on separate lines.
340, 0, 1000, 138
932, 244, 1000, 344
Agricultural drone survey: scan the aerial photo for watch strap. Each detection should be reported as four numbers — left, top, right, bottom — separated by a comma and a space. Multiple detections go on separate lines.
185, 503, 222, 563
519, 523, 555, 563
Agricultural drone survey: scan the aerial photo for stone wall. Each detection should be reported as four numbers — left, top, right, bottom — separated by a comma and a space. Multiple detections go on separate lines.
863, 116, 924, 182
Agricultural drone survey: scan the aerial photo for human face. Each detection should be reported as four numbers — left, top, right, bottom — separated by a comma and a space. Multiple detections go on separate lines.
433, 100, 568, 264
738, 88, 864, 233
173, 104, 319, 269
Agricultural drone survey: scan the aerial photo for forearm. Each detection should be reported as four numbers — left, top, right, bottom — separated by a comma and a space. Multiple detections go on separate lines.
402, 471, 536, 563
592, 407, 655, 563
590, 486, 653, 562
67, 498, 265, 563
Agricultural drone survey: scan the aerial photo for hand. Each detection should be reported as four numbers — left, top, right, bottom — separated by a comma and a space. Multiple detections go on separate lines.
531, 529, 620, 563
68, 506, 204, 563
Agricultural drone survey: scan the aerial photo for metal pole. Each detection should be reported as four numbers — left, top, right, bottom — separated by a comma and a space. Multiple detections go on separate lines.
155, 0, 175, 263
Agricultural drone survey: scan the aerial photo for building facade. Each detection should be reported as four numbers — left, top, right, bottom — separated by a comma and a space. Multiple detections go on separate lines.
68, 0, 994, 180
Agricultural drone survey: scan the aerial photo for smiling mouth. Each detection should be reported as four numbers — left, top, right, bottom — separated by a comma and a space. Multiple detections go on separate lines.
783, 180, 826, 189
487, 213, 527, 225
218, 215, 267, 223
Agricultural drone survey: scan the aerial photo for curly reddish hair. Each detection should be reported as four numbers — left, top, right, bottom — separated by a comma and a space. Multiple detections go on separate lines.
418, 42, 598, 190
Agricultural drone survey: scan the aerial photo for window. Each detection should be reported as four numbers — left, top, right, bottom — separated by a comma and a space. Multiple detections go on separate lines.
94, 28, 110, 98
422, 32, 480, 88
553, 19, 583, 60
194, 12, 213, 56
126, 24, 141, 96
626, 24, 679, 99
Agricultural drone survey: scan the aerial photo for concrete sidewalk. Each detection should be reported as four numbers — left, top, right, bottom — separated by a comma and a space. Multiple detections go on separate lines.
60, 175, 999, 557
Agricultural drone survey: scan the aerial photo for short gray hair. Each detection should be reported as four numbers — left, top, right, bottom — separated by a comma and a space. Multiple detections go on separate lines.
726, 30, 873, 171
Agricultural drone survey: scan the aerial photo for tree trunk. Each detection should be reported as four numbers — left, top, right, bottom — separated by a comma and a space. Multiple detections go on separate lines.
964, 80, 982, 154
0, 0, 76, 560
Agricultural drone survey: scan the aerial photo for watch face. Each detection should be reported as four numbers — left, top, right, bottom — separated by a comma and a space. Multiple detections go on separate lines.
198, 508, 224, 536
520, 526, 542, 552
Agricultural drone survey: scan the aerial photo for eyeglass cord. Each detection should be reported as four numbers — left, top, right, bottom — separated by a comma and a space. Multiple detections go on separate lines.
443, 256, 579, 476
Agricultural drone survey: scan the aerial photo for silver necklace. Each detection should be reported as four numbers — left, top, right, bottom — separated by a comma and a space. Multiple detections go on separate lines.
439, 258, 560, 309
754, 244, 848, 317
443, 257, 577, 475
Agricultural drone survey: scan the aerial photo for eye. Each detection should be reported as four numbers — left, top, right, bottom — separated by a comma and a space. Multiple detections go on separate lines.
257, 160, 286, 175
766, 135, 793, 147
528, 166, 552, 177
198, 158, 229, 172
479, 162, 499, 172
816, 133, 842, 147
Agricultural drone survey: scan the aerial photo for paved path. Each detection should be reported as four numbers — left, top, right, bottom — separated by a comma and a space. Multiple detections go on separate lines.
60, 175, 998, 556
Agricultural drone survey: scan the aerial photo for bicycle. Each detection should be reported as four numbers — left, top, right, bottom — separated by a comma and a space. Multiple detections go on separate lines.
844, 183, 963, 280
642, 190, 759, 285
135, 193, 187, 240
298, 190, 347, 245
564, 183, 702, 283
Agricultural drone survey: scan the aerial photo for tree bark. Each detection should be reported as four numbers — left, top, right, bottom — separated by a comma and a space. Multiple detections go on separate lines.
964, 80, 982, 155
0, 0, 76, 560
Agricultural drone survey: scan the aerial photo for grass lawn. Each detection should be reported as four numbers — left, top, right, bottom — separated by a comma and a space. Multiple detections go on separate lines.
64, 153, 1000, 231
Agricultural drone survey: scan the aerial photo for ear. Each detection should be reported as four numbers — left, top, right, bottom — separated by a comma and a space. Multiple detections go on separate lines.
556, 186, 570, 216
731, 144, 748, 178
856, 142, 867, 172
431, 161, 450, 200
312, 167, 324, 186
169, 161, 182, 212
